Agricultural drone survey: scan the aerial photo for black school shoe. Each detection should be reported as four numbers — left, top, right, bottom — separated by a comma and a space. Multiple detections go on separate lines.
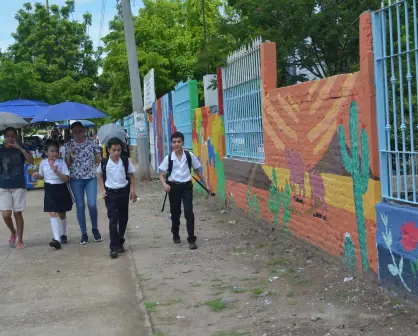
60, 235, 68, 244
119, 245, 125, 253
173, 236, 181, 244
189, 242, 198, 250
110, 250, 118, 259
49, 239, 61, 250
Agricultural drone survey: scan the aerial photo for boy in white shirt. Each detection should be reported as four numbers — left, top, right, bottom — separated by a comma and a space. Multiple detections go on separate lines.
97, 137, 137, 258
159, 132, 211, 250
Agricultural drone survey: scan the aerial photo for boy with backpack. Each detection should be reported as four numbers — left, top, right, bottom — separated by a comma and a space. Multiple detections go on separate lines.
97, 137, 137, 258
159, 131, 211, 250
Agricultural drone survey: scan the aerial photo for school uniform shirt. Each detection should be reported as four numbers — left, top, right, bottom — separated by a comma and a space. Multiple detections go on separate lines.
97, 157, 136, 189
39, 159, 69, 184
158, 151, 201, 182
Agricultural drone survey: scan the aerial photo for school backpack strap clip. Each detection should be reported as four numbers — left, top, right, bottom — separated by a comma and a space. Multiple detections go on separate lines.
166, 150, 193, 183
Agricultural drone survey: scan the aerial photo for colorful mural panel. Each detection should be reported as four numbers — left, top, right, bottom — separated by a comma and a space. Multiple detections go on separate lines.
192, 106, 226, 201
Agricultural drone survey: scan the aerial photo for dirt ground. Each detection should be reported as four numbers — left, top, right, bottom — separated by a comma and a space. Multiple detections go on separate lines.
128, 179, 418, 336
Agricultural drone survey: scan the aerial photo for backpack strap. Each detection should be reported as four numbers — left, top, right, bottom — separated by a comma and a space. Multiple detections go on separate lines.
121, 156, 130, 184
101, 158, 109, 184
184, 150, 192, 172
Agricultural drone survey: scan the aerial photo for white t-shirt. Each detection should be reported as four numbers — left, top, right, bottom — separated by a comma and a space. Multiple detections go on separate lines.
39, 158, 70, 184
97, 157, 136, 189
158, 151, 201, 182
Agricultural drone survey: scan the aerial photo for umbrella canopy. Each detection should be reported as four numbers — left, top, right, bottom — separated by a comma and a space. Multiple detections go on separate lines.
31, 102, 105, 123
56, 120, 95, 129
97, 123, 127, 145
0, 99, 50, 119
0, 112, 28, 131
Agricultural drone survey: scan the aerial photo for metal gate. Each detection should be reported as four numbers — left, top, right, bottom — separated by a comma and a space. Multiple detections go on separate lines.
372, 0, 418, 205
222, 37, 264, 161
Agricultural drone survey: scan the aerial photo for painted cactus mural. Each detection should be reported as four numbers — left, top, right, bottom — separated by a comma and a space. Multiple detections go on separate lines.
247, 184, 260, 218
282, 184, 291, 232
338, 100, 370, 272
268, 168, 281, 227
343, 233, 357, 271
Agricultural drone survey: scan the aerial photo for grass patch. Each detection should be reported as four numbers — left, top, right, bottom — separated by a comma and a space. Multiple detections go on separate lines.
240, 277, 258, 281
256, 243, 265, 248
260, 279, 267, 286
287, 267, 297, 274
205, 299, 226, 312
214, 331, 248, 336
232, 247, 245, 253
192, 283, 202, 287
144, 301, 157, 312
286, 292, 295, 298
231, 287, 247, 293
252, 287, 265, 296
390, 297, 401, 306
266, 257, 292, 266
161, 298, 184, 306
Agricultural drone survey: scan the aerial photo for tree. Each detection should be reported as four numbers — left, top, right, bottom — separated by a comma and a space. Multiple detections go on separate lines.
98, 0, 229, 119
222, 0, 381, 85
0, 1, 99, 105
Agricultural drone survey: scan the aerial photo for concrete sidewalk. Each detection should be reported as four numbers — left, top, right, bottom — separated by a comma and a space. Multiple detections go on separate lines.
0, 189, 151, 336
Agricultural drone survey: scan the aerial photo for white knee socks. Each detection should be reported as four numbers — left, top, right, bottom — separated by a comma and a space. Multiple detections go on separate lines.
60, 217, 67, 236
51, 217, 61, 242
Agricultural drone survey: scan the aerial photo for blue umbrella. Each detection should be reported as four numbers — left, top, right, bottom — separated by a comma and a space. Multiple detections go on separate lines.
56, 120, 95, 129
31, 101, 105, 123
0, 99, 50, 119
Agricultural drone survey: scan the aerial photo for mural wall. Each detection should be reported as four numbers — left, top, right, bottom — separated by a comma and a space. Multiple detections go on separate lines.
192, 106, 226, 202
220, 13, 381, 273
153, 92, 176, 166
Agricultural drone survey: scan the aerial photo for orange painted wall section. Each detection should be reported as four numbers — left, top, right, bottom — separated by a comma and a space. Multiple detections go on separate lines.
223, 12, 380, 273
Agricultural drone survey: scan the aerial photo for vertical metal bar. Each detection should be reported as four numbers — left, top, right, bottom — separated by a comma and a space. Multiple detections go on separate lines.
381, 6, 394, 198
405, 0, 416, 202
412, 0, 418, 202
389, 0, 401, 199
396, 3, 408, 199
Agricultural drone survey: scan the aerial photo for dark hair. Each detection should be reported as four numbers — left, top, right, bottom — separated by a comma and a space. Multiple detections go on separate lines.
107, 137, 123, 149
4, 127, 17, 136
59, 140, 64, 145
171, 131, 184, 142
70, 121, 83, 130
45, 139, 59, 151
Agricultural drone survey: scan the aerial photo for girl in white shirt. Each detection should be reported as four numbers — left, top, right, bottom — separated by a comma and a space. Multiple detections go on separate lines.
33, 140, 73, 250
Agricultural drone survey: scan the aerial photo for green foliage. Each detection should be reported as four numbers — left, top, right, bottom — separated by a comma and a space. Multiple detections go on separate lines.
0, 1, 99, 106
343, 232, 357, 272
219, 0, 381, 85
282, 184, 291, 232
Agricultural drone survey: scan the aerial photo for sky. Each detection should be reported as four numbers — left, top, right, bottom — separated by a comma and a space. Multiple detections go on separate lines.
0, 0, 144, 52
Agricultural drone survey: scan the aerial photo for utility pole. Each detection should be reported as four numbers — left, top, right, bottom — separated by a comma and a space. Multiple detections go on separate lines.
120, 0, 151, 180
46, 0, 49, 11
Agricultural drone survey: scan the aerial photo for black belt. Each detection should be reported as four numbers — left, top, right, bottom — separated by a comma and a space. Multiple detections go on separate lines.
168, 180, 191, 185
106, 185, 129, 193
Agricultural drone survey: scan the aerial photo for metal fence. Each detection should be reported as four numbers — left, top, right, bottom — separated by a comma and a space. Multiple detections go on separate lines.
373, 0, 418, 204
222, 37, 264, 161
172, 80, 198, 149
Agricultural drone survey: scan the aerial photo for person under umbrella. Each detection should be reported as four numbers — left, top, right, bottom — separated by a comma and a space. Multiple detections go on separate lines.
0, 127, 33, 249
65, 121, 102, 244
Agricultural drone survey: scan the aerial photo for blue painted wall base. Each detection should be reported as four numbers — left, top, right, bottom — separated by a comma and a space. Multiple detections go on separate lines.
376, 202, 418, 297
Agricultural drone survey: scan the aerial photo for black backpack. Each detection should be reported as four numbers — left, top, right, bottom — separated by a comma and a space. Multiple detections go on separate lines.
166, 150, 192, 183
101, 156, 130, 186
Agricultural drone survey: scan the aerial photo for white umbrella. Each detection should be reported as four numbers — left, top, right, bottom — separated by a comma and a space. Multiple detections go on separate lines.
0, 112, 28, 131
97, 123, 127, 145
